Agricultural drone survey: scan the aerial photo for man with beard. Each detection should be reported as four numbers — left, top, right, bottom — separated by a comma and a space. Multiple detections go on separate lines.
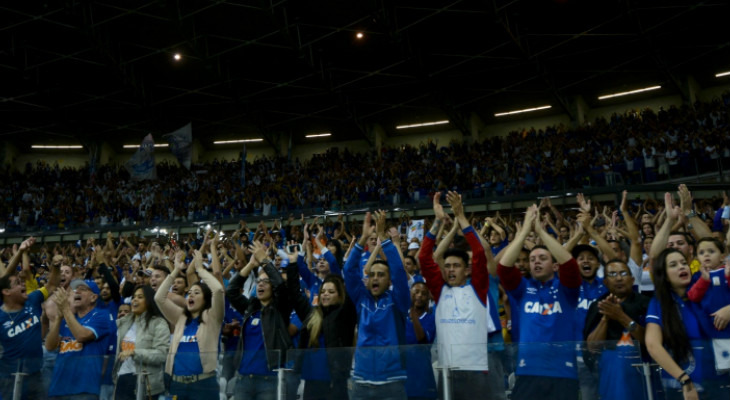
0, 238, 60, 400
344, 211, 410, 400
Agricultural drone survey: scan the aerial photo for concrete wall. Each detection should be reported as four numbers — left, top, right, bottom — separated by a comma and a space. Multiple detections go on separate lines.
15, 152, 89, 169
697, 82, 730, 102
587, 95, 683, 121
384, 129, 463, 148
9, 81, 730, 169
480, 114, 572, 138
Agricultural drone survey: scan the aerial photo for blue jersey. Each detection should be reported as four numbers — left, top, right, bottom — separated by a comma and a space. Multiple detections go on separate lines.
405, 310, 437, 399
693, 269, 730, 339
0, 290, 46, 375
96, 298, 121, 321
504, 260, 581, 379
238, 311, 275, 376
575, 278, 607, 341
173, 318, 203, 376
646, 295, 725, 389
223, 299, 243, 352
101, 315, 117, 385
49, 307, 113, 396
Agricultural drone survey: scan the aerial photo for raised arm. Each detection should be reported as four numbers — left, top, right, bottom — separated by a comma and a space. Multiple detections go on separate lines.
375, 210, 410, 313
650, 193, 679, 260
579, 212, 619, 261
497, 205, 538, 291
449, 191, 490, 296
433, 218, 458, 264
154, 251, 186, 324
418, 193, 448, 300
620, 190, 643, 265
195, 249, 225, 326
343, 213, 374, 302
535, 210, 573, 264
679, 184, 712, 241
500, 205, 538, 267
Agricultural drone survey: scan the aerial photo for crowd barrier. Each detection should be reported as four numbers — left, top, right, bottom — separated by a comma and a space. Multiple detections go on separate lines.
7, 340, 730, 400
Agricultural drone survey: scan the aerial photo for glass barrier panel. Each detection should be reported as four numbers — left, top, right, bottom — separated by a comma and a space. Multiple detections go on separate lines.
8, 340, 730, 400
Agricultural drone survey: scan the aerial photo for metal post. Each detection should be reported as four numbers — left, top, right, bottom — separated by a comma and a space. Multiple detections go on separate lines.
136, 371, 146, 400
642, 363, 654, 400
441, 367, 451, 400
277, 368, 286, 400
11, 372, 26, 400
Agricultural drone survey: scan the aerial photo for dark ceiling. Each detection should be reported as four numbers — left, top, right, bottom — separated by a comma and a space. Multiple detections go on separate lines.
2, 0, 730, 153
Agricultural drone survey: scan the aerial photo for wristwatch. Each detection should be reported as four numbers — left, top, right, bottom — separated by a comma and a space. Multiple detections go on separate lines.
627, 320, 638, 333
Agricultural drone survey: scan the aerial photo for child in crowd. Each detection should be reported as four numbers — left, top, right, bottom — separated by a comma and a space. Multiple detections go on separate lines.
687, 238, 730, 338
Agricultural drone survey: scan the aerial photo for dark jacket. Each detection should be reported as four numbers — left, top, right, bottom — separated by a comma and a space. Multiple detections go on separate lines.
287, 262, 357, 382
225, 261, 293, 370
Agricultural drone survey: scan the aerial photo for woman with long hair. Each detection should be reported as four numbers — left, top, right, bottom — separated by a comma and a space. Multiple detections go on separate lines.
154, 250, 224, 399
288, 251, 357, 400
113, 285, 170, 400
645, 248, 726, 400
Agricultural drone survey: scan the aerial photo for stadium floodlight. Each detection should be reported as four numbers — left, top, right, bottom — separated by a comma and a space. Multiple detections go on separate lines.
494, 105, 552, 117
306, 133, 332, 138
213, 139, 264, 144
123, 144, 169, 148
716, 71, 730, 78
396, 120, 450, 129
598, 85, 661, 100
31, 145, 83, 149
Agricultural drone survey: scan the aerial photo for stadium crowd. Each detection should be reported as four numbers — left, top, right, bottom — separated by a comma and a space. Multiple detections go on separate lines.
1, 182, 729, 400
1, 96, 730, 233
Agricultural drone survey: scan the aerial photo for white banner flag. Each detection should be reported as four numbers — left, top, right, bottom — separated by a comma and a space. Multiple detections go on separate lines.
124, 133, 157, 181
408, 219, 425, 242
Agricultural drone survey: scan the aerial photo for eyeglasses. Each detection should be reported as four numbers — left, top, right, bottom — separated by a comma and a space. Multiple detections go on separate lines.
606, 271, 630, 278
256, 278, 271, 284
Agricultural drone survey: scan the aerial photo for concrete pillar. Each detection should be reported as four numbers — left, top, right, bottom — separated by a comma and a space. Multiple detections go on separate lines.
372, 123, 386, 159
470, 112, 486, 141
572, 95, 590, 126
1, 142, 18, 168
685, 75, 701, 105
192, 139, 204, 163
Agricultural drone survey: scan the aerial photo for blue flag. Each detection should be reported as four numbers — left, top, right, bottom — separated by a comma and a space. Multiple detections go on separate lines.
124, 134, 157, 181
164, 123, 192, 169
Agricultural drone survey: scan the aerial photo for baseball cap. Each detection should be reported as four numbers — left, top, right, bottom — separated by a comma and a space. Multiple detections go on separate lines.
70, 279, 100, 295
571, 244, 599, 260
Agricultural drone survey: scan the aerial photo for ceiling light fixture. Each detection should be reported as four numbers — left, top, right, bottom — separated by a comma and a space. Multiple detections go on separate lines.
173, 53, 182, 61
31, 145, 83, 149
214, 139, 264, 144
356, 32, 364, 39
396, 120, 449, 129
598, 85, 661, 100
494, 105, 552, 117
123, 144, 169, 149
306, 133, 331, 138
715, 71, 730, 78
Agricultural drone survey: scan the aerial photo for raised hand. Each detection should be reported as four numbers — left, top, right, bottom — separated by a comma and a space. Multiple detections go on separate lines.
446, 191, 464, 217
678, 184, 693, 215
433, 192, 446, 220
577, 193, 591, 213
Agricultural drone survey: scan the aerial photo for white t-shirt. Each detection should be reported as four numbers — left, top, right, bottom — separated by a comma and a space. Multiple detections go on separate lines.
118, 322, 138, 375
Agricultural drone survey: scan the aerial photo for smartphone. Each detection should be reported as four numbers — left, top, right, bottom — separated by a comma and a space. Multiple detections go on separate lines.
288, 244, 302, 253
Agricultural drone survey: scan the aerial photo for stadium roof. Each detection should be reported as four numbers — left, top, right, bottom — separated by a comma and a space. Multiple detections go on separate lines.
2, 0, 729, 152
